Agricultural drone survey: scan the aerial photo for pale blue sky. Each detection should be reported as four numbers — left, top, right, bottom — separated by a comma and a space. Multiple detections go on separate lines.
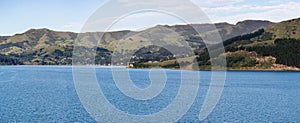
1, 0, 299, 36
0, 0, 105, 35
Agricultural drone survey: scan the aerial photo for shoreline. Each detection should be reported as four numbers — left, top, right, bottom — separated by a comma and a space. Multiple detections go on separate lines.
1, 65, 300, 72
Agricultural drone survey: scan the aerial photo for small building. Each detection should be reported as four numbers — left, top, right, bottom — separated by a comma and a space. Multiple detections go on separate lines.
128, 63, 134, 68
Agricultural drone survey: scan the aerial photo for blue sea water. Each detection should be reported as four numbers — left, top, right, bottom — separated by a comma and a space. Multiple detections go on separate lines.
0, 66, 299, 122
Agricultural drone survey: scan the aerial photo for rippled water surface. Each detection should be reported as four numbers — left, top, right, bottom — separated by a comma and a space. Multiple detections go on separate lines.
0, 66, 299, 122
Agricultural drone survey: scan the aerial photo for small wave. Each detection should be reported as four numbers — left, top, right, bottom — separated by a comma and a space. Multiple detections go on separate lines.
0, 71, 17, 83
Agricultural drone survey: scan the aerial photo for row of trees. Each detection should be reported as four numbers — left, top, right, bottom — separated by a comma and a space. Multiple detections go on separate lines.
0, 54, 23, 65
223, 29, 265, 46
246, 38, 300, 67
197, 29, 300, 68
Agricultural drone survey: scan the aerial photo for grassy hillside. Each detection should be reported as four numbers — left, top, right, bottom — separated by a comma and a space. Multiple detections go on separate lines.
1, 18, 299, 71
194, 18, 300, 70
266, 18, 300, 39
132, 18, 300, 70
0, 20, 274, 65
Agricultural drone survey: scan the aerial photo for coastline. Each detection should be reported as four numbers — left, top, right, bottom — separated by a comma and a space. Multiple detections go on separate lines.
1, 65, 300, 72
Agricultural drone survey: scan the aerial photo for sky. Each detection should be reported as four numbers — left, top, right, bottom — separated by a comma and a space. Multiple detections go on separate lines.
0, 0, 300, 36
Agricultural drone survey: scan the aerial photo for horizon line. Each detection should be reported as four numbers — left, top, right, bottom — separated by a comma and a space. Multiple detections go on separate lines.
0, 18, 286, 37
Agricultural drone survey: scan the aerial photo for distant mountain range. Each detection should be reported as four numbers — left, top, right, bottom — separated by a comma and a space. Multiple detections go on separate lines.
0, 18, 299, 70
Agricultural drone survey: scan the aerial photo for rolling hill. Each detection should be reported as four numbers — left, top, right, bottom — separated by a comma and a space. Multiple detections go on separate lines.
2, 18, 298, 71
194, 17, 300, 70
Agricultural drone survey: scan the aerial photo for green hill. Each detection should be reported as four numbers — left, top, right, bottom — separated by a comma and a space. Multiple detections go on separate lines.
194, 18, 300, 70
266, 18, 300, 39
2, 18, 298, 71
0, 19, 273, 65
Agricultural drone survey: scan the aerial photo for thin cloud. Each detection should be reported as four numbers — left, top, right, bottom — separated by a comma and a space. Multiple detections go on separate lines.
60, 22, 84, 32
191, 0, 244, 7
202, 1, 300, 24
